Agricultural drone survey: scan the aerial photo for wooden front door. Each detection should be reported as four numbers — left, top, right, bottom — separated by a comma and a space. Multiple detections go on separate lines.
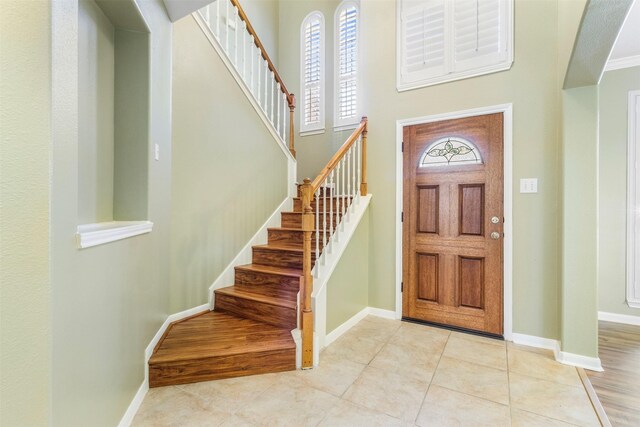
402, 113, 504, 335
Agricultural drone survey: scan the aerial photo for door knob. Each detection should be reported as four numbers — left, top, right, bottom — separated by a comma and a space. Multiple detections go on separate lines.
490, 231, 500, 240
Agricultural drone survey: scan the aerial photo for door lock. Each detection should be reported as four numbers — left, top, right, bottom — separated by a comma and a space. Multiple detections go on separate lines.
490, 231, 501, 240
491, 216, 500, 224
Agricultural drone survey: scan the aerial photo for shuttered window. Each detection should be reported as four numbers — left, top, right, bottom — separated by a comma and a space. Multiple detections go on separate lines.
300, 12, 325, 134
335, 1, 359, 129
398, 0, 513, 91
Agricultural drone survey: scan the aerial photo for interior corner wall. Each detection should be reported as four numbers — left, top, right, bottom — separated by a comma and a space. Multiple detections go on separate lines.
560, 85, 599, 357
325, 209, 370, 334
0, 1, 52, 425
598, 66, 640, 317
51, 1, 174, 426
242, 0, 280, 67
169, 16, 288, 313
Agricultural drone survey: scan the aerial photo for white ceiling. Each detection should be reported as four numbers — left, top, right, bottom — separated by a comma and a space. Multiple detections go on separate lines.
610, 0, 640, 60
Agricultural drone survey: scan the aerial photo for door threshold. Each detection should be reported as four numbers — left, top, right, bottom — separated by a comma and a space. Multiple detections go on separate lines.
401, 317, 504, 341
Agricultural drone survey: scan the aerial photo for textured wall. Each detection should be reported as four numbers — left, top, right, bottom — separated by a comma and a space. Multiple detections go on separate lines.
170, 17, 288, 312
598, 66, 640, 317
0, 1, 52, 426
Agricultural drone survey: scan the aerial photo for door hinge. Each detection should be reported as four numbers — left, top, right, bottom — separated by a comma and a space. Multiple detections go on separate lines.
401, 212, 404, 222
401, 282, 404, 292
401, 142, 404, 152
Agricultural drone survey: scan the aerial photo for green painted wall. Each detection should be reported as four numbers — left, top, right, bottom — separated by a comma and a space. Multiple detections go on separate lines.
326, 209, 370, 333
560, 85, 599, 357
0, 1, 52, 425
278, 0, 584, 341
50, 1, 173, 425
170, 17, 288, 312
243, 0, 280, 66
598, 66, 640, 317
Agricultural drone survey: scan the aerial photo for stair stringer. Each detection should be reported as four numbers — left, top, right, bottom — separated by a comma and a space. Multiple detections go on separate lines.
299, 194, 372, 367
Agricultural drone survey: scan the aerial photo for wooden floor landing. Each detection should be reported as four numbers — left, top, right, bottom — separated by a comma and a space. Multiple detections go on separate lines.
586, 321, 640, 427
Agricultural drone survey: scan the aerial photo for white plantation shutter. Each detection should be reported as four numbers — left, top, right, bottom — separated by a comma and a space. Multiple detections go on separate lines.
335, 2, 359, 128
301, 12, 325, 133
401, 0, 446, 83
398, 0, 513, 91
453, 0, 507, 72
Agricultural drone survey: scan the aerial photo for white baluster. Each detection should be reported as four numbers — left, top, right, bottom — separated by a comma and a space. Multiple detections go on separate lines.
215, 0, 220, 38
315, 187, 320, 270
250, 37, 255, 92
323, 179, 327, 252
347, 150, 351, 218
329, 170, 334, 248
225, 0, 229, 53
276, 84, 281, 135
270, 72, 275, 124
342, 157, 347, 230
242, 21, 246, 80
352, 144, 356, 201
281, 93, 286, 140
234, 7, 239, 66
263, 61, 268, 111
257, 50, 261, 104
357, 137, 362, 200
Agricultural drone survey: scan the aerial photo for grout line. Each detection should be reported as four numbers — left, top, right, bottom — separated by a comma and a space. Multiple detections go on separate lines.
413, 329, 452, 424
577, 367, 612, 427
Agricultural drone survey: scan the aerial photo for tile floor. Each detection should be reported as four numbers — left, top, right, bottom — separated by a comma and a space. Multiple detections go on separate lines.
132, 316, 602, 426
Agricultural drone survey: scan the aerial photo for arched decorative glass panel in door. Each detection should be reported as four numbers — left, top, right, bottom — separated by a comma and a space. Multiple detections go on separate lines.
419, 136, 483, 167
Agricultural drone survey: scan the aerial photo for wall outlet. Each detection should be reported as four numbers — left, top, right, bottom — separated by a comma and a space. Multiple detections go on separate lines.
520, 178, 538, 193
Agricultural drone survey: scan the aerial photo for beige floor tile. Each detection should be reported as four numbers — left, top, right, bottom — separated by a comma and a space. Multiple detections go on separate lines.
509, 372, 600, 426
507, 341, 556, 357
510, 408, 578, 426
321, 332, 385, 365
370, 339, 441, 382
415, 385, 510, 427
431, 356, 510, 405
389, 322, 450, 353
317, 399, 404, 427
343, 365, 429, 422
290, 352, 366, 397
443, 334, 507, 370
344, 316, 402, 342
508, 348, 582, 387
132, 386, 230, 427
177, 372, 278, 413
450, 331, 506, 348
231, 380, 339, 427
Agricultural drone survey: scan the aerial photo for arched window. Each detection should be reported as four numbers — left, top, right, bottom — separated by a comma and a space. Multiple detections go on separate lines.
419, 137, 483, 167
300, 11, 325, 135
334, 1, 359, 130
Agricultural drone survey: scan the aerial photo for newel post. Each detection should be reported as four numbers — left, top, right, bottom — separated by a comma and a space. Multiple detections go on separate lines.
288, 94, 296, 159
360, 116, 368, 196
299, 178, 314, 368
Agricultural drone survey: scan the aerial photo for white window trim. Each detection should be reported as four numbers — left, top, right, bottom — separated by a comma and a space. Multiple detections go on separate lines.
334, 0, 360, 131
626, 90, 640, 308
395, 0, 514, 92
300, 11, 325, 136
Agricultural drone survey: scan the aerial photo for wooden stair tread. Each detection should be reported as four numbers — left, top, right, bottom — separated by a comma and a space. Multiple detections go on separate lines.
267, 227, 320, 233
215, 285, 297, 308
253, 244, 304, 253
235, 263, 302, 277
150, 311, 295, 364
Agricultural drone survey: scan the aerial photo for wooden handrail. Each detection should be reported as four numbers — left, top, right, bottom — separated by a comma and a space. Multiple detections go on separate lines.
311, 117, 368, 191
229, 0, 296, 158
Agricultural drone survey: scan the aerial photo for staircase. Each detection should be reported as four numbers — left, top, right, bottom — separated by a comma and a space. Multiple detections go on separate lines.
149, 191, 338, 387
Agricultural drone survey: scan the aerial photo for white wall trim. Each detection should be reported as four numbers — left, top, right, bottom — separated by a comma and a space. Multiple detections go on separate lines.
557, 351, 603, 372
395, 103, 514, 340
605, 54, 640, 72
598, 311, 640, 325
367, 307, 397, 319
627, 90, 640, 308
299, 11, 326, 134
76, 221, 153, 249
118, 303, 210, 427
323, 306, 399, 348
191, 13, 296, 165
511, 333, 561, 357
208, 197, 292, 308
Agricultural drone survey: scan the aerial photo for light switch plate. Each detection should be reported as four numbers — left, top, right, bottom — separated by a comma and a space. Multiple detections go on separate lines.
520, 178, 538, 193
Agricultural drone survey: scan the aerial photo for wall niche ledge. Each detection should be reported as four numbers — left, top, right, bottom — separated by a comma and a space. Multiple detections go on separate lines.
77, 221, 153, 249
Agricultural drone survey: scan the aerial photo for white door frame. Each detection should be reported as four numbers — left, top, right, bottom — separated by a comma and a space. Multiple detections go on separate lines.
626, 90, 640, 308
395, 103, 514, 340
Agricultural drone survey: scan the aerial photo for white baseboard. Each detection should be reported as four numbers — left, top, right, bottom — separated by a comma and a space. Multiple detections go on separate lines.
598, 311, 640, 326
117, 381, 148, 427
208, 197, 292, 308
323, 306, 400, 348
511, 333, 561, 357
557, 351, 603, 372
120, 303, 210, 427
